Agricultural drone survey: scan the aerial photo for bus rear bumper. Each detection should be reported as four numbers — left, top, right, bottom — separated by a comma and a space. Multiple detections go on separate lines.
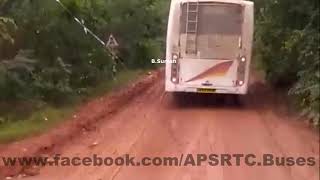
165, 83, 248, 95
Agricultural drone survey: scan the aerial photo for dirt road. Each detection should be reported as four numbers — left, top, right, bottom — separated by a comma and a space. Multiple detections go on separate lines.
1, 70, 319, 180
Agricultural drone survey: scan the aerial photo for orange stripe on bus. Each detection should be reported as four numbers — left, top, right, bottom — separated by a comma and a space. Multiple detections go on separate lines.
185, 61, 233, 82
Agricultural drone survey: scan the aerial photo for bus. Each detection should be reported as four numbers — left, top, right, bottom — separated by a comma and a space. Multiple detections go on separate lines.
165, 0, 254, 95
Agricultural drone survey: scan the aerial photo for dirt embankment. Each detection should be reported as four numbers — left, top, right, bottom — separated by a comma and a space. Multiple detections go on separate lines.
0, 69, 162, 179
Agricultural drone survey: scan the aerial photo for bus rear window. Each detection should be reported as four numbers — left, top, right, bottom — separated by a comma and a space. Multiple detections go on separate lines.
180, 3, 243, 35
180, 3, 243, 59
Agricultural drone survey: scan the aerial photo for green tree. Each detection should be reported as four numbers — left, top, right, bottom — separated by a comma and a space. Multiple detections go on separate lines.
0, 0, 169, 104
254, 0, 319, 126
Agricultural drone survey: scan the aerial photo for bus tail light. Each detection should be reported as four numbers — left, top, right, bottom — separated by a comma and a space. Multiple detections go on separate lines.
237, 56, 246, 86
171, 53, 179, 84
236, 80, 244, 86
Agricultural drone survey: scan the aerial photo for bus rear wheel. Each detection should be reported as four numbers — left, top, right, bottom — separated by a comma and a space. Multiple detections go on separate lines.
224, 94, 241, 106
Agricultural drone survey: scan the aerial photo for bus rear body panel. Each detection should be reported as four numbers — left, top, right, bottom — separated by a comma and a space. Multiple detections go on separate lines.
165, 0, 254, 95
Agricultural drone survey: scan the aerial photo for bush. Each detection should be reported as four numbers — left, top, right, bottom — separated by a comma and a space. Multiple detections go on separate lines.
0, 0, 169, 105
254, 0, 320, 126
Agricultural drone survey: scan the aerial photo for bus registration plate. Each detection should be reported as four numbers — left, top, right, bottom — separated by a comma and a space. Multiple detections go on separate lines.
197, 88, 216, 93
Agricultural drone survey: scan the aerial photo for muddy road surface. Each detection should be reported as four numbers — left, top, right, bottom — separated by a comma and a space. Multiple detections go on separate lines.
1, 70, 319, 180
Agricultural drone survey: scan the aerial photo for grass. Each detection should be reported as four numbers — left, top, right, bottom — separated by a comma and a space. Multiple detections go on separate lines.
88, 69, 146, 97
0, 69, 146, 144
0, 107, 73, 143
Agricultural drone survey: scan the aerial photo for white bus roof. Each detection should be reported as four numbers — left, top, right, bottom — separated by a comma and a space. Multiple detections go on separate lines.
172, 0, 253, 5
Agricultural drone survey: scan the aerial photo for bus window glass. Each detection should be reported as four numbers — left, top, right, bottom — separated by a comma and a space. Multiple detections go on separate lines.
180, 3, 243, 59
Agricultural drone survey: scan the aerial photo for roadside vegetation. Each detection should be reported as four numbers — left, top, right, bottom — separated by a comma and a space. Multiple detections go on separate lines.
254, 0, 319, 126
0, 69, 144, 143
0, 0, 169, 143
